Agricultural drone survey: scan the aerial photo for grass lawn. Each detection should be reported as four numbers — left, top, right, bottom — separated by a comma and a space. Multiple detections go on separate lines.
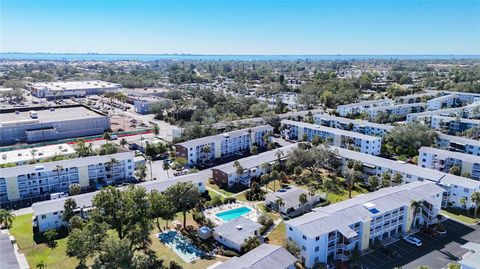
326, 186, 369, 204
10, 214, 80, 269
206, 182, 236, 197
266, 180, 283, 192
267, 221, 286, 246
257, 203, 280, 220
10, 213, 223, 269
441, 209, 480, 225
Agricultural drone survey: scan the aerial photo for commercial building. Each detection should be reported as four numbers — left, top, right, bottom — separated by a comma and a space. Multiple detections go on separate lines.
28, 80, 122, 99
285, 182, 444, 267
365, 102, 426, 118
31, 173, 206, 232
0, 105, 111, 145
175, 125, 273, 166
211, 144, 297, 187
418, 147, 480, 180
0, 152, 135, 208
212, 217, 263, 252
336, 99, 393, 117
0, 144, 75, 167
131, 96, 172, 115
281, 120, 382, 155
436, 133, 480, 156
430, 115, 480, 135
213, 244, 297, 269
313, 114, 393, 137
264, 186, 320, 217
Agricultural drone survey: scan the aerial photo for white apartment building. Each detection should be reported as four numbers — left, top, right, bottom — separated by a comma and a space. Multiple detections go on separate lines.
407, 102, 480, 123
336, 99, 394, 117
436, 133, 480, 156
438, 174, 480, 209
211, 144, 297, 187
28, 80, 122, 99
365, 102, 426, 118
418, 147, 480, 180
430, 115, 480, 135
175, 125, 273, 166
0, 152, 135, 207
285, 182, 444, 268
313, 114, 393, 137
31, 173, 206, 232
281, 120, 382, 155
0, 144, 75, 167
426, 94, 461, 110
213, 244, 297, 269
330, 145, 480, 208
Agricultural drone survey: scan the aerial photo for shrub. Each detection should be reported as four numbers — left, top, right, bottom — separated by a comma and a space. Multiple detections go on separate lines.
222, 250, 240, 257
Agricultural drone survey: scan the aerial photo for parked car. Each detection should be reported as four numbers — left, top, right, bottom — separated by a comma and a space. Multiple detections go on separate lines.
403, 235, 422, 247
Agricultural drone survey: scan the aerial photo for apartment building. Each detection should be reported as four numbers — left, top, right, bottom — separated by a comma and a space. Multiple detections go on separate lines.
0, 105, 110, 145
406, 102, 480, 123
285, 182, 444, 267
313, 114, 393, 137
395, 92, 437, 104
438, 174, 480, 208
211, 144, 297, 187
0, 144, 75, 167
365, 102, 426, 118
330, 145, 479, 208
264, 186, 320, 217
336, 99, 394, 117
28, 80, 122, 99
212, 217, 263, 252
31, 173, 206, 232
213, 244, 297, 269
175, 125, 273, 166
436, 133, 480, 156
430, 115, 480, 135
426, 94, 461, 110
0, 152, 135, 208
281, 120, 382, 155
418, 147, 480, 180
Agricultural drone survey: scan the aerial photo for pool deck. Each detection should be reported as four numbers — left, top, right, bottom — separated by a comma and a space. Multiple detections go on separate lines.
204, 202, 259, 226
157, 230, 204, 263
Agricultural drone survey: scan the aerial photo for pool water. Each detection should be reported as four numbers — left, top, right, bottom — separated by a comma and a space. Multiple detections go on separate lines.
215, 206, 252, 221
158, 230, 204, 263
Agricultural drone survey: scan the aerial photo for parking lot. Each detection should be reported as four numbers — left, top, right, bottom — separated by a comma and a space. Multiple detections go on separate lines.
358, 219, 480, 269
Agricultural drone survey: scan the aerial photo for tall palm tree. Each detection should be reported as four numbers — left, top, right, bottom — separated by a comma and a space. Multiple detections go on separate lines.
233, 161, 244, 188
299, 193, 308, 215
103, 132, 112, 144
30, 149, 38, 164
54, 165, 63, 192
410, 200, 422, 227
163, 161, 171, 178
200, 145, 211, 164
0, 209, 15, 229
106, 158, 119, 184
275, 198, 285, 214
471, 192, 480, 219
147, 156, 154, 180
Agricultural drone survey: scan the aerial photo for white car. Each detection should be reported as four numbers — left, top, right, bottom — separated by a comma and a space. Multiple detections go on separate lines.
403, 235, 422, 247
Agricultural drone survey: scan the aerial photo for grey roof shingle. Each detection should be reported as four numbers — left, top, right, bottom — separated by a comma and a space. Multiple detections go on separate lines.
213, 217, 262, 246
214, 244, 297, 269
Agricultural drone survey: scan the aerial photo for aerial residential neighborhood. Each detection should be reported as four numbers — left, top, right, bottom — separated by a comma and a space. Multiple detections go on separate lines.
1, 1, 479, 269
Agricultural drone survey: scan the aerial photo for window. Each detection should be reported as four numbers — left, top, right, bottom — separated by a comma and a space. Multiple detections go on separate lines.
41, 215, 46, 219
303, 235, 307, 240
289, 227, 293, 231
315, 236, 319, 241
315, 246, 319, 252
302, 246, 306, 251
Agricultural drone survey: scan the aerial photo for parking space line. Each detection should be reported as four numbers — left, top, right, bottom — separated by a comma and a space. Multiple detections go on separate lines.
396, 240, 418, 251
359, 257, 378, 269
388, 243, 413, 255
367, 252, 389, 265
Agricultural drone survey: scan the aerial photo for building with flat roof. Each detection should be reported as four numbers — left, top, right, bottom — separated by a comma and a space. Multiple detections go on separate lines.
459, 242, 480, 269
437, 174, 480, 208
418, 147, 480, 180
281, 120, 382, 155
313, 114, 393, 137
336, 99, 394, 117
175, 125, 273, 166
406, 102, 480, 123
285, 182, 444, 267
131, 96, 172, 115
0, 143, 75, 167
436, 132, 480, 156
28, 80, 122, 99
0, 105, 110, 145
31, 172, 205, 232
213, 244, 297, 269
212, 217, 263, 252
365, 102, 426, 118
211, 144, 297, 187
430, 115, 480, 135
0, 151, 134, 208
264, 186, 320, 217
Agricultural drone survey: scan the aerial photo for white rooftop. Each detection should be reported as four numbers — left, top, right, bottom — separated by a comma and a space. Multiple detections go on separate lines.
0, 144, 75, 166
30, 80, 121, 91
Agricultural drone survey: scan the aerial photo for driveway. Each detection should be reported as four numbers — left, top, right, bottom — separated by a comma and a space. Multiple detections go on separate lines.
357, 219, 480, 269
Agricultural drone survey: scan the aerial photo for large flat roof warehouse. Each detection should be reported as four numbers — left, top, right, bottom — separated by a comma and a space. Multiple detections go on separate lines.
0, 106, 106, 125
30, 80, 121, 92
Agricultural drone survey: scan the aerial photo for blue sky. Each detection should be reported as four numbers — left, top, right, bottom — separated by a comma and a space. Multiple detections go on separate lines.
1, 0, 479, 54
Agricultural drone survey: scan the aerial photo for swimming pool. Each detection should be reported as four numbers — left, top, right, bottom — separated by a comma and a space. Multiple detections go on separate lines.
215, 206, 252, 221
158, 230, 204, 263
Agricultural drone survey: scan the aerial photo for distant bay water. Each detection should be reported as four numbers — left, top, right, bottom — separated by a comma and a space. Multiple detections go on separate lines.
1, 53, 479, 61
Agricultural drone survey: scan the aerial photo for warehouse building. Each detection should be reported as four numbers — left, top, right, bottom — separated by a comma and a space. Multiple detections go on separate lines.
28, 80, 122, 99
0, 105, 110, 145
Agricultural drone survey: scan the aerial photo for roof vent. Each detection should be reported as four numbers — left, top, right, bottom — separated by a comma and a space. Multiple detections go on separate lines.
236, 225, 243, 230
50, 108, 55, 112
15, 111, 19, 115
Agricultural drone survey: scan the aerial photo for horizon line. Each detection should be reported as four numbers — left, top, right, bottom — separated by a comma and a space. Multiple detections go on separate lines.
2, 52, 480, 56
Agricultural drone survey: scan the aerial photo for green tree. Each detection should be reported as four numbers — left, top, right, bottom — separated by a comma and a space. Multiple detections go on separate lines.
69, 183, 81, 196
63, 198, 77, 225
381, 172, 392, 188
135, 164, 147, 182
283, 239, 300, 258
92, 236, 134, 269
120, 138, 128, 148
449, 165, 462, 176
66, 222, 109, 267
345, 168, 361, 198
153, 125, 160, 137
233, 160, 245, 188
164, 182, 201, 228
163, 161, 171, 178
472, 192, 480, 219
299, 193, 308, 214
103, 132, 112, 144
367, 175, 380, 191
275, 198, 285, 213
0, 209, 15, 229
149, 191, 176, 231
44, 230, 58, 249
241, 236, 261, 253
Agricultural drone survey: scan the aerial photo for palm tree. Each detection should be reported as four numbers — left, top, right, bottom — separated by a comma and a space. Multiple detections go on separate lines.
54, 165, 63, 190
153, 124, 160, 137
241, 236, 260, 253
367, 175, 379, 191
200, 145, 211, 164
345, 168, 360, 198
147, 156, 153, 180
392, 172, 403, 185
0, 209, 15, 229
120, 138, 128, 148
269, 170, 280, 192
299, 193, 308, 215
103, 132, 112, 144
163, 161, 171, 178
275, 149, 284, 164
275, 198, 285, 213
471, 192, 480, 219
30, 149, 38, 164
106, 158, 119, 184
233, 161, 244, 188
410, 200, 422, 227
36, 260, 47, 269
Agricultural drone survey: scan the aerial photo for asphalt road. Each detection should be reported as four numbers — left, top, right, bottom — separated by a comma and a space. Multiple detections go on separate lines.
358, 219, 480, 269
